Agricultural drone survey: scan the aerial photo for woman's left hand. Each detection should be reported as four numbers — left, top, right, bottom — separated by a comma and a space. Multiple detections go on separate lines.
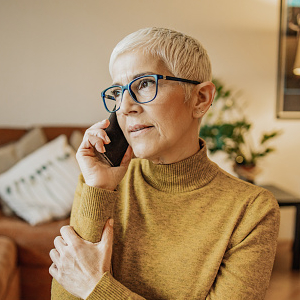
49, 219, 114, 299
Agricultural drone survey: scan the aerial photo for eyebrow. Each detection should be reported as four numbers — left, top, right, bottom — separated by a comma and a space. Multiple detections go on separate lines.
112, 72, 156, 86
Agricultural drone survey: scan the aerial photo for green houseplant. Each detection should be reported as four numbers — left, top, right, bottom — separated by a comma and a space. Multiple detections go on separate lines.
200, 79, 280, 183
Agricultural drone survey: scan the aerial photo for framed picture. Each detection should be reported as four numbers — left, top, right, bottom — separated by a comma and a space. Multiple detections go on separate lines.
277, 0, 300, 119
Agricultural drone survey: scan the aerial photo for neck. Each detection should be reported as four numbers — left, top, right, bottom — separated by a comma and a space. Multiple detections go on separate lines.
150, 137, 201, 165
140, 139, 219, 193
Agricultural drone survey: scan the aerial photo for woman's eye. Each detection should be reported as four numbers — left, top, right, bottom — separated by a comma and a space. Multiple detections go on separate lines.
139, 79, 155, 89
112, 89, 121, 98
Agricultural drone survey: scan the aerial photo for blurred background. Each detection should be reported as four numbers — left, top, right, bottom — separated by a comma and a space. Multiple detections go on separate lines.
0, 0, 299, 241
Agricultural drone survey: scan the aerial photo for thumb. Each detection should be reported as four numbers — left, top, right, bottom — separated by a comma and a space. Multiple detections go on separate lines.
101, 218, 114, 247
97, 219, 114, 275
119, 146, 133, 168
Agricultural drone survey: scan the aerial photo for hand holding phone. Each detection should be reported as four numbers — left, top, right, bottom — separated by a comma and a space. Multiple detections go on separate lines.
76, 113, 131, 190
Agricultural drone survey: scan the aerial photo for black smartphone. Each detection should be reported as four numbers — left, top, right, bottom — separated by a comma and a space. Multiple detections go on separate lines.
100, 112, 129, 167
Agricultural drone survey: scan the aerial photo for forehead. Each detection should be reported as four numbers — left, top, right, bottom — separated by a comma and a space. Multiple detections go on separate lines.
110, 50, 171, 84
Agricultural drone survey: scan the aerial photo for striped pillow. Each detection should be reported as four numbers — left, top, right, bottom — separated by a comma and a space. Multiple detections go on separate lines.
0, 135, 80, 225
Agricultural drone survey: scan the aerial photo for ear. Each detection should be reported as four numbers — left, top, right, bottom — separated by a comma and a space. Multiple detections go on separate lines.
191, 81, 216, 119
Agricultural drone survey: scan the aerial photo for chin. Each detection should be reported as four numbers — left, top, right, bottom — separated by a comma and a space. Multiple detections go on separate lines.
132, 145, 155, 161
133, 150, 149, 160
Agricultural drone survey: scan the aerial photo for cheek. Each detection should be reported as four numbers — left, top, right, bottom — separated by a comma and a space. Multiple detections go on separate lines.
157, 103, 191, 128
152, 115, 185, 142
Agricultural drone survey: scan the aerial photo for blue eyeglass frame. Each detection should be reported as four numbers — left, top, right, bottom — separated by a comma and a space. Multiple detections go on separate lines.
101, 74, 201, 113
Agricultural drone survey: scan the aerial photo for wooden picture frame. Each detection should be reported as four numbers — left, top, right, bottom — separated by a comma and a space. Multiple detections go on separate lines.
277, 0, 300, 119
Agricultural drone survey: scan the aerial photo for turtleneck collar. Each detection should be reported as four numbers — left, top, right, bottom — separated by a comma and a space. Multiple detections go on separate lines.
140, 139, 219, 193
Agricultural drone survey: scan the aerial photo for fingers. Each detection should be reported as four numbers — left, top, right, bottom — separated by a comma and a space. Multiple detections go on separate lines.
85, 128, 111, 145
49, 248, 60, 279
88, 119, 110, 130
49, 262, 58, 278
50, 231, 68, 270
49, 248, 60, 263
49, 226, 78, 268
53, 236, 67, 254
60, 226, 81, 247
79, 119, 111, 154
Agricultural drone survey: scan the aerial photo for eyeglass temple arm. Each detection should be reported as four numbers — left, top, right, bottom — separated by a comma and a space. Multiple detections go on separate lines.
163, 75, 201, 85
162, 75, 213, 106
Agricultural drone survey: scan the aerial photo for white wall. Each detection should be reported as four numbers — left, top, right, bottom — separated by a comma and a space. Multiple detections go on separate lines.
0, 0, 299, 239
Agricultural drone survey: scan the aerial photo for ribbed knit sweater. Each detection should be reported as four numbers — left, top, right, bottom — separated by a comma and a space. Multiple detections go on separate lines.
51, 140, 280, 300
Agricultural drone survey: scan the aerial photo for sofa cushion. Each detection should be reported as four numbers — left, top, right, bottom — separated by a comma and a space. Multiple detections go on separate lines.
14, 127, 47, 161
0, 127, 47, 174
0, 144, 17, 175
0, 135, 80, 225
69, 130, 84, 151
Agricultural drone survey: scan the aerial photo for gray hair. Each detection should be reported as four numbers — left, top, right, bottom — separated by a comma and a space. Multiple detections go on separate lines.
109, 27, 212, 100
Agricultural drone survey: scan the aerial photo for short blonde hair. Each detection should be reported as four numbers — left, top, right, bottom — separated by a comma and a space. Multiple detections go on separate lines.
109, 27, 212, 100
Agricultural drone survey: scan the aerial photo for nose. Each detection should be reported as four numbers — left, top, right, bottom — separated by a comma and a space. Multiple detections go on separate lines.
118, 89, 142, 115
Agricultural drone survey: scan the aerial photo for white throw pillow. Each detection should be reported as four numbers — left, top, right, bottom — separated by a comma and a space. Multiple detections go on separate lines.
0, 127, 47, 215
0, 135, 80, 225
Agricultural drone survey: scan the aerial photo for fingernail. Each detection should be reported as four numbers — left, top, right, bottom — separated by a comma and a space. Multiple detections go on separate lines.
105, 135, 111, 143
109, 219, 114, 227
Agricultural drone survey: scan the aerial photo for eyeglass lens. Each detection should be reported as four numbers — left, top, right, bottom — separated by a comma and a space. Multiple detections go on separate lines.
103, 76, 158, 112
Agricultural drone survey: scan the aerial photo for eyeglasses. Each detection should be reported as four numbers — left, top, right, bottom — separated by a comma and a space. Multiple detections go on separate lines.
101, 74, 201, 113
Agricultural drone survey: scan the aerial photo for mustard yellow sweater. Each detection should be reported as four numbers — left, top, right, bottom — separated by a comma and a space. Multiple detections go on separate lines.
51, 141, 280, 300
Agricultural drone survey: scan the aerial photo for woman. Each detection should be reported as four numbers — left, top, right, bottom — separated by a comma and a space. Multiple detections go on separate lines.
50, 27, 280, 300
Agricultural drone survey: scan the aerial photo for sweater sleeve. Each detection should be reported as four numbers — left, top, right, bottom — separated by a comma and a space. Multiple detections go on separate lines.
51, 175, 146, 300
51, 174, 118, 299
206, 189, 280, 300
86, 273, 145, 300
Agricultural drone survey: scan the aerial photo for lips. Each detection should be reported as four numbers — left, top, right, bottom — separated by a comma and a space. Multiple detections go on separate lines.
128, 124, 154, 133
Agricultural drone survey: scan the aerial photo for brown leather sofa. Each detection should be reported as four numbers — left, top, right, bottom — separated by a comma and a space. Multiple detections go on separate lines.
0, 127, 86, 300
0, 236, 20, 300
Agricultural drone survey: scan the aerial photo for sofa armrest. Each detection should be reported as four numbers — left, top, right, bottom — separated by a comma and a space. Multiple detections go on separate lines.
0, 236, 20, 300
